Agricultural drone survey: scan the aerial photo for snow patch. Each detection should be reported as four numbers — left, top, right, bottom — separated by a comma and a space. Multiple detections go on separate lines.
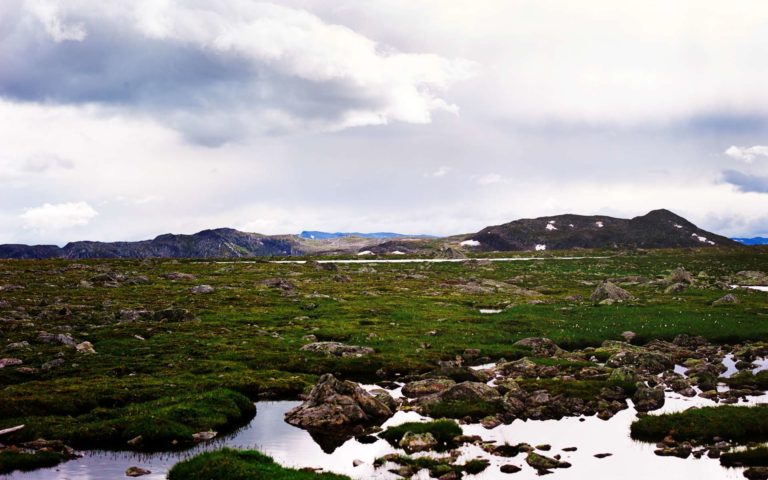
673, 224, 683, 229
535, 244, 547, 251
569, 224, 575, 228
460, 240, 481, 247
595, 221, 604, 228
545, 223, 557, 231
357, 250, 374, 256
691, 234, 707, 243
391, 251, 406, 255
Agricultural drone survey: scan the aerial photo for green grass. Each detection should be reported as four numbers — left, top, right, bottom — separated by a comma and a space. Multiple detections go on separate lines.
0, 450, 65, 475
168, 449, 350, 479
2, 388, 255, 449
631, 406, 768, 442
0, 248, 766, 463
720, 447, 768, 467
379, 419, 462, 450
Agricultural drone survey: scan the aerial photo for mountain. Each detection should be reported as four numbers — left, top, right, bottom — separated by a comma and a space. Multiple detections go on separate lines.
733, 237, 768, 246
0, 209, 741, 259
462, 209, 740, 252
299, 231, 435, 240
0, 228, 299, 259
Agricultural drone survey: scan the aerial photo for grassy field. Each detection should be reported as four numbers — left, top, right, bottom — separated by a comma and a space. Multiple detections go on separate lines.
0, 247, 767, 454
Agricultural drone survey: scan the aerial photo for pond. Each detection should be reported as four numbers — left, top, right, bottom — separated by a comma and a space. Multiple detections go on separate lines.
6, 368, 767, 480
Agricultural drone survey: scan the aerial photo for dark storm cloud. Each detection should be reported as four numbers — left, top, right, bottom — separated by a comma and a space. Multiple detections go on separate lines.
0, 1, 470, 145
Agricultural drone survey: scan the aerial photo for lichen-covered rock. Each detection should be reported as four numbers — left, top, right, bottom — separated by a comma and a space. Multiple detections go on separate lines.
525, 452, 571, 470
285, 374, 393, 430
590, 281, 634, 303
300, 342, 374, 358
668, 267, 694, 285
399, 431, 438, 453
402, 378, 456, 398
606, 350, 673, 374
712, 294, 739, 306
513, 337, 562, 357
632, 384, 665, 412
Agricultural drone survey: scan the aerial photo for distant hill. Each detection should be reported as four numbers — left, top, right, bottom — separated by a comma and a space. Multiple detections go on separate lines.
733, 237, 768, 246
299, 231, 435, 240
0, 209, 741, 259
0, 228, 298, 259
462, 209, 740, 252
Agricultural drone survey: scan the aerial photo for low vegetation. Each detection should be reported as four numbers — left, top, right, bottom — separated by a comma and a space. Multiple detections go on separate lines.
379, 419, 462, 450
168, 449, 351, 480
631, 406, 768, 442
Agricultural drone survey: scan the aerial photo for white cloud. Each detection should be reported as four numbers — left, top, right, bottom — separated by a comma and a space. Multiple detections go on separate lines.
476, 173, 503, 185
428, 166, 452, 178
20, 202, 98, 231
725, 145, 768, 163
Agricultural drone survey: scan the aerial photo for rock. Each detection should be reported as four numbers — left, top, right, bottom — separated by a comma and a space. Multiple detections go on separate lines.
513, 337, 562, 357
712, 294, 739, 306
745, 467, 768, 480
300, 342, 374, 358
153, 308, 194, 322
500, 464, 522, 474
526, 452, 571, 470
606, 350, 673, 374
285, 374, 393, 430
732, 271, 768, 286
594, 453, 612, 458
420, 381, 502, 419
75, 341, 96, 354
162, 272, 196, 280
668, 267, 694, 285
192, 430, 217, 442
672, 334, 708, 349
125, 466, 151, 477
126, 435, 143, 446
399, 431, 438, 453
6, 341, 30, 350
190, 285, 215, 294
352, 459, 364, 467
401, 378, 456, 398
664, 283, 687, 294
632, 384, 665, 412
608, 366, 638, 383
0, 358, 23, 369
263, 278, 296, 290
37, 332, 76, 346
369, 389, 397, 412
620, 331, 637, 343
42, 358, 65, 370
481, 415, 503, 429
590, 281, 634, 303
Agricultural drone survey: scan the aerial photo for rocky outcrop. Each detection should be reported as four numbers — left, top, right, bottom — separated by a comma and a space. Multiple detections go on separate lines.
285, 374, 393, 436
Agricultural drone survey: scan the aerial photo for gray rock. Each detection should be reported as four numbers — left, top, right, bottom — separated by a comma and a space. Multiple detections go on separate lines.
190, 285, 215, 294
590, 281, 634, 303
300, 342, 374, 358
401, 378, 456, 398
76, 341, 96, 354
285, 374, 393, 430
632, 384, 665, 412
125, 466, 151, 477
712, 294, 739, 306
399, 431, 437, 453
0, 358, 23, 369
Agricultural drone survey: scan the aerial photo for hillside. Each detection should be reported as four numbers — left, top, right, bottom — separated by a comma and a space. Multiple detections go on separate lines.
462, 209, 739, 252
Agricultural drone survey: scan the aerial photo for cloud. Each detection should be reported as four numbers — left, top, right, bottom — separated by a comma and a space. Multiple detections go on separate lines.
725, 145, 768, 163
22, 154, 75, 173
0, 1, 473, 145
721, 170, 768, 194
428, 166, 452, 178
475, 173, 503, 185
20, 201, 98, 231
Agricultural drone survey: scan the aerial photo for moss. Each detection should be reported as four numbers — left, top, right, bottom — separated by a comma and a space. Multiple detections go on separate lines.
0, 450, 65, 475
726, 371, 768, 390
720, 447, 768, 467
424, 400, 503, 420
380, 419, 462, 450
374, 454, 489, 478
4, 388, 255, 449
631, 406, 768, 443
168, 449, 350, 480
517, 378, 637, 400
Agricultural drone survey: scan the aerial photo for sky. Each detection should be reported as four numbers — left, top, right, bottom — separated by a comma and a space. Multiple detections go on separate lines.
1, 0, 768, 245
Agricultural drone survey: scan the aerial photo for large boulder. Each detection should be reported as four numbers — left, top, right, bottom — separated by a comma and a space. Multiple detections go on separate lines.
606, 350, 673, 374
590, 281, 634, 304
667, 267, 694, 285
285, 374, 393, 431
300, 342, 374, 358
731, 271, 768, 286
